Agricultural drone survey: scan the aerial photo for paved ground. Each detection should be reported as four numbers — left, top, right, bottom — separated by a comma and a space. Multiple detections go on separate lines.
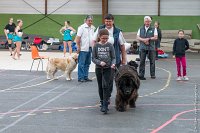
0, 51, 200, 133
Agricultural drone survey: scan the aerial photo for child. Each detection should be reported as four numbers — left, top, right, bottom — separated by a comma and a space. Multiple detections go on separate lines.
154, 21, 162, 59
59, 20, 76, 57
129, 41, 139, 54
92, 29, 116, 114
12, 19, 23, 60
173, 29, 189, 81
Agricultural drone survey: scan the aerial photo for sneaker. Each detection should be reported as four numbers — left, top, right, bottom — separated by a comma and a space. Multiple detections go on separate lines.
176, 76, 182, 81
151, 76, 156, 79
183, 76, 189, 81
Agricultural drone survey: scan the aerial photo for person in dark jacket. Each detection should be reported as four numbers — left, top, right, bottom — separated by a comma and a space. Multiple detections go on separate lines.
137, 16, 158, 80
93, 14, 126, 101
154, 21, 162, 59
92, 29, 116, 114
173, 29, 189, 81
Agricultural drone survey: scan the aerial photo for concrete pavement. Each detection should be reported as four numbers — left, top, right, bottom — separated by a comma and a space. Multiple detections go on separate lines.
0, 51, 139, 72
0, 51, 199, 133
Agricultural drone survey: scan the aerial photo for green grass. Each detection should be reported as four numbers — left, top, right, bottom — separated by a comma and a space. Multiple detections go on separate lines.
0, 14, 200, 39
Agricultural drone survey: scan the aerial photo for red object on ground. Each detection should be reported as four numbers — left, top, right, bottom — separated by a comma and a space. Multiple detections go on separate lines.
33, 37, 42, 44
157, 49, 165, 55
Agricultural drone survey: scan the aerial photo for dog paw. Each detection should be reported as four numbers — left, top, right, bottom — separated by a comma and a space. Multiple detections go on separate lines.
129, 105, 136, 108
54, 77, 59, 80
66, 78, 71, 81
117, 107, 125, 112
118, 109, 125, 112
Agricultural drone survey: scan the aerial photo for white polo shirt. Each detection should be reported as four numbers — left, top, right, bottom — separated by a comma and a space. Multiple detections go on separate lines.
77, 23, 95, 52
93, 27, 126, 45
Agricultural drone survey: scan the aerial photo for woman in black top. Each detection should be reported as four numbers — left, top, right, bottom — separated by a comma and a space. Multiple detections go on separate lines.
4, 18, 16, 56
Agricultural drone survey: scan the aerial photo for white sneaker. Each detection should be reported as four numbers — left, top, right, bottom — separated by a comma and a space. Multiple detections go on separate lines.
183, 76, 189, 81
176, 76, 182, 81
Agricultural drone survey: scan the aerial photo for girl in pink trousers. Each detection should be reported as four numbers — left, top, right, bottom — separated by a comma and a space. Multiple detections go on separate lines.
173, 29, 189, 81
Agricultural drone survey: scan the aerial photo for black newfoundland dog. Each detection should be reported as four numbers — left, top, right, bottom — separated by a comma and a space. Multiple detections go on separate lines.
115, 61, 140, 112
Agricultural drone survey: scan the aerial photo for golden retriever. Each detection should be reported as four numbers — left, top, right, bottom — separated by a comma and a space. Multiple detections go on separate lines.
46, 54, 78, 80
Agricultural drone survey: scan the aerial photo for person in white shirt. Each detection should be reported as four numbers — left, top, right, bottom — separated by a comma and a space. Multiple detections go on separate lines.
93, 14, 126, 67
136, 16, 158, 80
75, 15, 95, 82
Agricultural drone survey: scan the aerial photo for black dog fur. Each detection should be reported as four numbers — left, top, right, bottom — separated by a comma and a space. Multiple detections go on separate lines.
115, 61, 140, 112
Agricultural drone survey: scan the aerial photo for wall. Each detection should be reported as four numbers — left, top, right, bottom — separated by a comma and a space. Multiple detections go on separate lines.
0, 0, 101, 15
0, 0, 44, 14
160, 0, 200, 16
0, 0, 199, 16
109, 0, 158, 15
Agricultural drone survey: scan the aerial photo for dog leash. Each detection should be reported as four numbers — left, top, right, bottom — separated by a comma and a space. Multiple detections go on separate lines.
115, 66, 120, 74
101, 67, 115, 88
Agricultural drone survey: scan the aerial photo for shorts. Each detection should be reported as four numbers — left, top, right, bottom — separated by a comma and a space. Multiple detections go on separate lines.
13, 35, 22, 42
63, 35, 72, 42
63, 39, 72, 42
7, 33, 14, 40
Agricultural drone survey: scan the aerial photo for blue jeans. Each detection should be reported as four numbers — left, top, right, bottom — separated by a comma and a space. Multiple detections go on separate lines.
78, 48, 92, 80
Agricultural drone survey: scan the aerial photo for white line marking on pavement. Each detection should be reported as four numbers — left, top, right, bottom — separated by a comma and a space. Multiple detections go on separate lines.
72, 108, 79, 110
0, 85, 63, 118
0, 83, 80, 132
0, 75, 64, 92
0, 76, 42, 93
0, 74, 39, 77
27, 114, 36, 116
139, 67, 172, 98
10, 115, 21, 118
43, 112, 52, 114
58, 110, 66, 112
2, 90, 61, 94
92, 76, 96, 80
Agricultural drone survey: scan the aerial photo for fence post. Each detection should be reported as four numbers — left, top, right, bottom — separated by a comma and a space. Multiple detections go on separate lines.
45, 0, 48, 15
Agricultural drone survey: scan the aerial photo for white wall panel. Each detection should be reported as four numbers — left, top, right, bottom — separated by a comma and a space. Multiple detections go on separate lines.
109, 0, 158, 15
161, 0, 200, 16
0, 0, 45, 14
47, 0, 101, 14
0, 0, 101, 15
0, 0, 199, 15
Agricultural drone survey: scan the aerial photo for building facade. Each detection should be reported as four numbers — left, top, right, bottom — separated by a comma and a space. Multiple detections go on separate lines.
0, 0, 199, 16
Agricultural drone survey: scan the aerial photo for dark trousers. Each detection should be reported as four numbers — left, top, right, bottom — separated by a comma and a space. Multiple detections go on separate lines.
156, 48, 158, 59
95, 67, 114, 101
139, 49, 156, 77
